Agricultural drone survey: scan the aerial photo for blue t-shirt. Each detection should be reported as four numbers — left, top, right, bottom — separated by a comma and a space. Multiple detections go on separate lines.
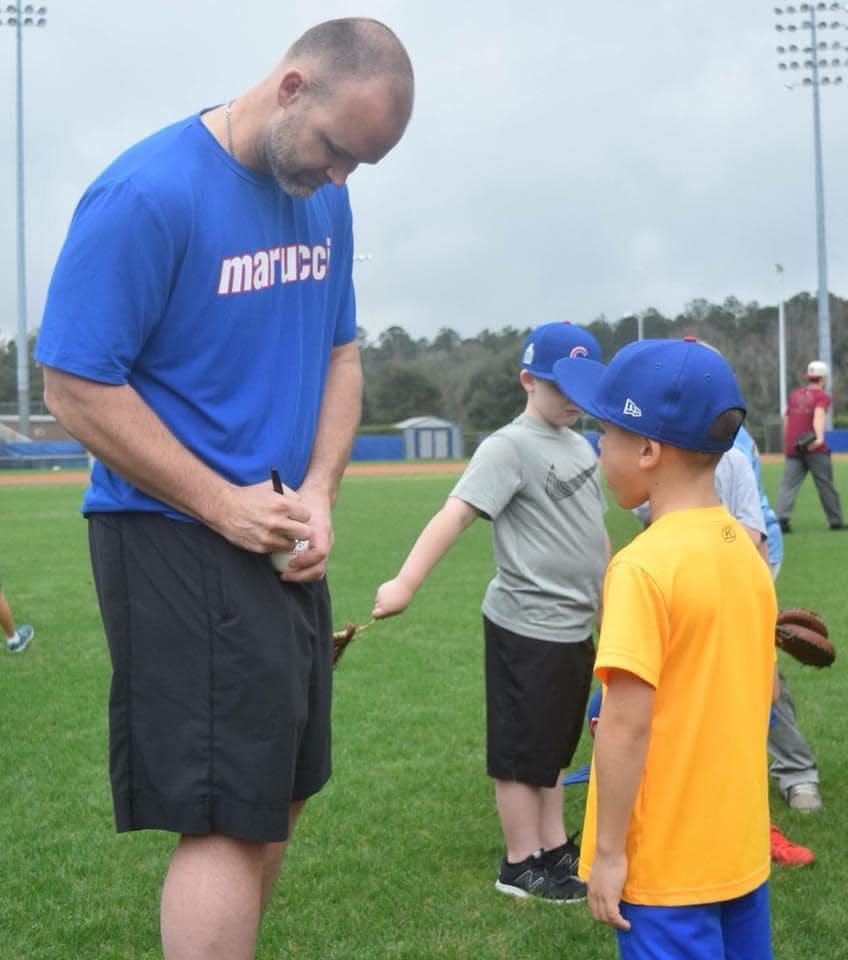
734, 426, 783, 566
37, 113, 356, 518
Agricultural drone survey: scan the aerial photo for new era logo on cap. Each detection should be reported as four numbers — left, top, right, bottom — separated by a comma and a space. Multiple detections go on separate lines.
623, 398, 642, 418
522, 343, 535, 366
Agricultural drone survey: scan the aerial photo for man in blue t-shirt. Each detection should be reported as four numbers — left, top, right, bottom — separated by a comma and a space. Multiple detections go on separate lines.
37, 18, 413, 960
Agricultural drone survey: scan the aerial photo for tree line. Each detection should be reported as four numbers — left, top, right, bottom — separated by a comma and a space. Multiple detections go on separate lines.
2, 291, 846, 448
358, 292, 848, 447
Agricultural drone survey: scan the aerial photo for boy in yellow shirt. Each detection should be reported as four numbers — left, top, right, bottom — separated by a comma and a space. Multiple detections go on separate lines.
553, 338, 775, 959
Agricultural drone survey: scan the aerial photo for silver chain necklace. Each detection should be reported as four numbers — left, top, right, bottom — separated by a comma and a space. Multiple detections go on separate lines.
224, 99, 235, 159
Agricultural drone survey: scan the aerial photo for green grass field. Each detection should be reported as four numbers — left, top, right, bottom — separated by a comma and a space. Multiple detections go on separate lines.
1, 462, 846, 959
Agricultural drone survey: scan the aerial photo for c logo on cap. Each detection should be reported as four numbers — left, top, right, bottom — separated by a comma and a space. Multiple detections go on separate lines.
569, 346, 588, 358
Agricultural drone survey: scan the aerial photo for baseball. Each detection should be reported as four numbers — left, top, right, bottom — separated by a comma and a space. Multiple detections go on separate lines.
270, 539, 310, 572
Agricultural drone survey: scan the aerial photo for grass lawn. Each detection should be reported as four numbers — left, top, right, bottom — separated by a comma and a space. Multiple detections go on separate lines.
0, 462, 846, 959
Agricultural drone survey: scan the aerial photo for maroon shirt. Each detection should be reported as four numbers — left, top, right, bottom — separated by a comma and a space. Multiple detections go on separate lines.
783, 384, 831, 456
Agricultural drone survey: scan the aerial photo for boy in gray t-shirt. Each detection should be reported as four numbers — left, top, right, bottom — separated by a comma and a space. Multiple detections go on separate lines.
373, 322, 609, 903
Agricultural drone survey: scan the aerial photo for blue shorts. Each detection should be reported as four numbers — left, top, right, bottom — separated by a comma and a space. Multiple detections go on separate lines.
617, 882, 772, 960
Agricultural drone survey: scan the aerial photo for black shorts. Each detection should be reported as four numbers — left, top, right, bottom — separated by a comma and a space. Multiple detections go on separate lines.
89, 512, 333, 842
484, 615, 595, 787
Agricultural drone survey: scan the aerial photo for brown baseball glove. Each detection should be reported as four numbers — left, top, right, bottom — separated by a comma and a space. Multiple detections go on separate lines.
775, 607, 835, 667
332, 618, 376, 667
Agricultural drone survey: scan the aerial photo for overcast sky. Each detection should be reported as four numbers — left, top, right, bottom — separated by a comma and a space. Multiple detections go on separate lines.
0, 0, 845, 345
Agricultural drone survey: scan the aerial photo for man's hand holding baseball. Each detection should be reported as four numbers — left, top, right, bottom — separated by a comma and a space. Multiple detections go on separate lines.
282, 486, 334, 582
210, 479, 312, 556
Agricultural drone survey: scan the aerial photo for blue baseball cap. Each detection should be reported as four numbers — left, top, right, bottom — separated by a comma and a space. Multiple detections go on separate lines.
520, 321, 601, 381
552, 337, 746, 453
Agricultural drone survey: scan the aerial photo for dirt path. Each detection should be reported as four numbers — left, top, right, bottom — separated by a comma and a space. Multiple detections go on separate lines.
3, 454, 845, 486
0, 469, 91, 486
0, 461, 468, 487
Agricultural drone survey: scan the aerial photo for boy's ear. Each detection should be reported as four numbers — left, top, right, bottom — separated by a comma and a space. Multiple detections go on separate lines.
638, 437, 662, 470
518, 368, 535, 392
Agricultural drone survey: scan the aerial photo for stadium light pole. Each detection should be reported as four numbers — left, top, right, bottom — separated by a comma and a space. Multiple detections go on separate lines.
0, 3, 47, 438
774, 0, 848, 427
774, 3, 845, 426
776, 263, 788, 417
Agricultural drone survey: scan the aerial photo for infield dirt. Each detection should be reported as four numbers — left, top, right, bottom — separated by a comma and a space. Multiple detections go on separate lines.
3, 453, 845, 487
0, 461, 467, 487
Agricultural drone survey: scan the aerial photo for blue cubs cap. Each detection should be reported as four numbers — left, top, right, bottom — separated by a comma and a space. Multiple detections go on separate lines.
520, 321, 602, 381
552, 337, 746, 453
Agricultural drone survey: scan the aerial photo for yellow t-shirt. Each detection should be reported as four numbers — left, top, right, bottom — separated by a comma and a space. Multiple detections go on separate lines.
578, 506, 776, 906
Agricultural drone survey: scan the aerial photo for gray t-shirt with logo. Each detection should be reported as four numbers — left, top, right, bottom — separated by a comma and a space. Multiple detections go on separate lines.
451, 413, 607, 643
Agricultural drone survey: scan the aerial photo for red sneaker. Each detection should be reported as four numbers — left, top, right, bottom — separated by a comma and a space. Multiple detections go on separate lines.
770, 824, 815, 867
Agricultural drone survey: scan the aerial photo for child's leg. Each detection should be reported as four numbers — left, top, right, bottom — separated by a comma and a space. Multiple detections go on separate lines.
538, 782, 568, 850
767, 675, 820, 801
485, 619, 591, 860
494, 779, 586, 901
495, 779, 544, 862
0, 590, 16, 639
495, 780, 569, 861
721, 883, 773, 960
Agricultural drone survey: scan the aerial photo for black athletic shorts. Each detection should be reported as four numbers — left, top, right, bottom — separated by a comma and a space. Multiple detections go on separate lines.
484, 615, 595, 787
88, 512, 333, 842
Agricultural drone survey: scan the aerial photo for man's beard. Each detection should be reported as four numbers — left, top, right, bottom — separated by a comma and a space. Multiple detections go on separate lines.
265, 117, 325, 198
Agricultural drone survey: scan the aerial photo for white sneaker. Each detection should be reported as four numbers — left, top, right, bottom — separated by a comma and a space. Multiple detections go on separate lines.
7, 624, 33, 654
786, 782, 822, 813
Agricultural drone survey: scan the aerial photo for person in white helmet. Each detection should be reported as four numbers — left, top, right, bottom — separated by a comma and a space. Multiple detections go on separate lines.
775, 360, 844, 532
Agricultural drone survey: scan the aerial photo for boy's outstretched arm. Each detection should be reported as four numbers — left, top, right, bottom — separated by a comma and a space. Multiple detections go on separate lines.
372, 496, 478, 618
588, 668, 654, 931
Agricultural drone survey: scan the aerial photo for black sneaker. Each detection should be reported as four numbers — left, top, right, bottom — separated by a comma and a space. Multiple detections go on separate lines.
542, 834, 581, 884
779, 519, 792, 534
495, 853, 587, 903
829, 523, 846, 531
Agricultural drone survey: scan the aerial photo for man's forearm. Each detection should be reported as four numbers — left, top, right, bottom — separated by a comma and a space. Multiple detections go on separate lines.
300, 341, 363, 506
43, 366, 234, 525
813, 407, 826, 445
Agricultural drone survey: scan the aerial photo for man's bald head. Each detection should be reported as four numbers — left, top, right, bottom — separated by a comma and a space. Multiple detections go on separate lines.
284, 18, 414, 126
